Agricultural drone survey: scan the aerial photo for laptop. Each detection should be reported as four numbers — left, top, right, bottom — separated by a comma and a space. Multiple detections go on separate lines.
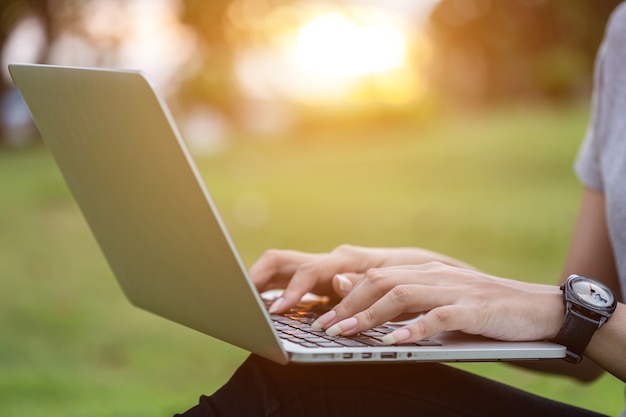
9, 63, 565, 364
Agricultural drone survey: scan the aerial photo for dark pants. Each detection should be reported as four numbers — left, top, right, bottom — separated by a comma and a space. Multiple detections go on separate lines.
175, 354, 607, 417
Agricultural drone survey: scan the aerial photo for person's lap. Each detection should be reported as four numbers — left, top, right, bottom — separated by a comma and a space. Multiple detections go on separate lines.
175, 355, 607, 417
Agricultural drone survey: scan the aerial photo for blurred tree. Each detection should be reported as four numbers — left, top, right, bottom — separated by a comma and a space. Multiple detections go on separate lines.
0, 0, 297, 140
175, 0, 237, 116
3, 0, 619, 146
0, 0, 199, 146
176, 0, 297, 118
0, 0, 54, 145
427, 0, 623, 105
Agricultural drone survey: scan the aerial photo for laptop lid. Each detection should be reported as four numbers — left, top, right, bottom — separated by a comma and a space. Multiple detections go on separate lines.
9, 63, 289, 364
10, 63, 565, 364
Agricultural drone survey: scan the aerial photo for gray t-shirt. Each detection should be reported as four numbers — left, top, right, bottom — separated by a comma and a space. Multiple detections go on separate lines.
574, 4, 626, 415
575, 3, 626, 300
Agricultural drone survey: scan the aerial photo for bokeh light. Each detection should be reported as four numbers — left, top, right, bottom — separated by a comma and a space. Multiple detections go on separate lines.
293, 12, 405, 77
230, 2, 434, 107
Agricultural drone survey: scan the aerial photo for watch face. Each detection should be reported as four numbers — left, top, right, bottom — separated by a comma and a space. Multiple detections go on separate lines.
570, 277, 615, 308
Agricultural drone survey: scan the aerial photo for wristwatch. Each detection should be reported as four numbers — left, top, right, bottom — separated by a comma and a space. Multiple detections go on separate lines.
553, 274, 617, 363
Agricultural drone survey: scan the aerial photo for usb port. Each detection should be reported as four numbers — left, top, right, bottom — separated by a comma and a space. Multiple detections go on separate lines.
381, 353, 397, 359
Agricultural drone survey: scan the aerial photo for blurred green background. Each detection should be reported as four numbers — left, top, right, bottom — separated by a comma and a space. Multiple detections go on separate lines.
1, 0, 625, 416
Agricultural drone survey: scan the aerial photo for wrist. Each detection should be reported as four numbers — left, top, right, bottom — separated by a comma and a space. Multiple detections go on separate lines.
552, 275, 617, 363
548, 289, 567, 340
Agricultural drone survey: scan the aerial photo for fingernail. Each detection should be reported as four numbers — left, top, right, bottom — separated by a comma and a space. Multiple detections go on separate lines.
335, 274, 353, 292
311, 310, 336, 331
326, 317, 358, 337
382, 328, 411, 345
268, 297, 284, 314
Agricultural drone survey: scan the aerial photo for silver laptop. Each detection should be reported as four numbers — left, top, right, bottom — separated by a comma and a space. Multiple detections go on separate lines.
9, 63, 565, 364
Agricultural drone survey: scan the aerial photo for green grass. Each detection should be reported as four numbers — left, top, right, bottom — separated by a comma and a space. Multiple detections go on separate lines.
1, 103, 623, 416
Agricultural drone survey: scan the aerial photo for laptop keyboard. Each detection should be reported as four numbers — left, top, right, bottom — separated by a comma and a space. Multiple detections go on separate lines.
266, 298, 440, 348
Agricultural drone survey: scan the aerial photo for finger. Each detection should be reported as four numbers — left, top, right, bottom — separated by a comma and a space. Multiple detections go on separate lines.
326, 286, 410, 336
272, 244, 399, 313
273, 255, 367, 313
328, 283, 446, 336
327, 263, 487, 327
331, 273, 362, 298
377, 262, 469, 286
383, 305, 473, 344
323, 277, 469, 337
326, 267, 429, 326
249, 249, 315, 291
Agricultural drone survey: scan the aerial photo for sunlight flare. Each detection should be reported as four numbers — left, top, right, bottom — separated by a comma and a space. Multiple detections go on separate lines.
292, 13, 406, 77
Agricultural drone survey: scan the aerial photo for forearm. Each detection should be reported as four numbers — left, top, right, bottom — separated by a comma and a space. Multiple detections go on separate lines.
512, 188, 618, 382
514, 305, 626, 383
586, 302, 626, 382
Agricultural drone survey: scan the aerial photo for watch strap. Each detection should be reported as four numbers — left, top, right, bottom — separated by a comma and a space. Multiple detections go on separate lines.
553, 307, 600, 363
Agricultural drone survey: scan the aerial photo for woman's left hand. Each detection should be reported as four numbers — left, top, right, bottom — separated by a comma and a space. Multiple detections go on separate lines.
311, 262, 565, 344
